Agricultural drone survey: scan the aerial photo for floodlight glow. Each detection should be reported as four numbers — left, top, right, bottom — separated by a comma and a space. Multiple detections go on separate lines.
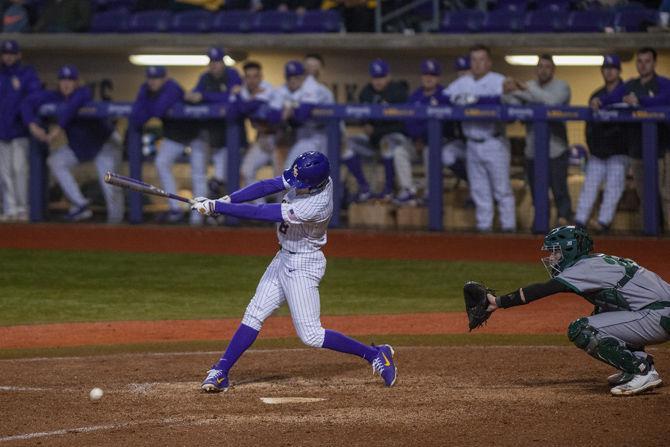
505, 55, 605, 66
129, 54, 236, 66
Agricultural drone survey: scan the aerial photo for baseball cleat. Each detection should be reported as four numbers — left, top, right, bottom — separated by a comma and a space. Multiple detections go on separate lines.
607, 370, 634, 386
610, 367, 662, 396
371, 344, 397, 387
201, 368, 229, 393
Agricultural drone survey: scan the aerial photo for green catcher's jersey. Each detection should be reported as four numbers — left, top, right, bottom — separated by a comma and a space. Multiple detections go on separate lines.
555, 254, 670, 311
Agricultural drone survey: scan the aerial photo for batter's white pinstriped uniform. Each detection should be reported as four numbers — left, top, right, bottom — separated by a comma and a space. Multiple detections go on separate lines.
241, 178, 333, 347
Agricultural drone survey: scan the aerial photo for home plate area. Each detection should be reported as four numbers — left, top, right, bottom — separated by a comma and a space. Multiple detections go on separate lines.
1, 346, 669, 446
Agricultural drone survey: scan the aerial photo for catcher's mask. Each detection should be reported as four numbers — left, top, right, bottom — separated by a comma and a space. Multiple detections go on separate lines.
541, 225, 593, 277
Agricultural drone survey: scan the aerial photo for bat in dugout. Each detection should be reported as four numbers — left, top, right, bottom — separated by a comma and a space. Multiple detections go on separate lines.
104, 172, 194, 204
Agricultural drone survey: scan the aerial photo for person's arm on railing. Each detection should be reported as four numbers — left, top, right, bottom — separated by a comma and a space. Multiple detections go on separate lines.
151, 80, 184, 118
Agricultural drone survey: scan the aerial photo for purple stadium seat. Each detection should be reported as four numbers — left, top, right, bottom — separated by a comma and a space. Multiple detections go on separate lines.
170, 10, 212, 33
613, 9, 659, 32
481, 10, 524, 32
440, 9, 485, 33
294, 10, 341, 33
252, 11, 297, 33
211, 11, 254, 33
127, 10, 172, 33
524, 11, 567, 32
492, 0, 528, 13
90, 8, 130, 32
566, 10, 613, 32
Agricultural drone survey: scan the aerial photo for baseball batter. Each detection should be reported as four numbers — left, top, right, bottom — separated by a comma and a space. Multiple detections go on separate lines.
191, 151, 398, 391
442, 44, 516, 232
467, 225, 670, 396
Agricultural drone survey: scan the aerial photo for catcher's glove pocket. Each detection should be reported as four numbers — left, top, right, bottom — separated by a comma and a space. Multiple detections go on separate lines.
463, 281, 496, 332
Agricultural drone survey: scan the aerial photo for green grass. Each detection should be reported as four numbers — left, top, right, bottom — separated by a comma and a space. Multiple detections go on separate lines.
0, 248, 547, 326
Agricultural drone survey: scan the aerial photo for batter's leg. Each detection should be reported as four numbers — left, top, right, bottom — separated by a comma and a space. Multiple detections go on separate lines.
597, 155, 629, 226
574, 155, 607, 225
155, 138, 185, 212
47, 145, 87, 208
211, 253, 286, 376
280, 251, 378, 362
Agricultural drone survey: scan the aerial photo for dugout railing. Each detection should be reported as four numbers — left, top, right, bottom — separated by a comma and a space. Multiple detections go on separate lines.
29, 103, 668, 236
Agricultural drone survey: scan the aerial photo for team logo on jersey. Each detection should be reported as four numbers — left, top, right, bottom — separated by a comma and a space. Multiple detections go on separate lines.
11, 76, 20, 90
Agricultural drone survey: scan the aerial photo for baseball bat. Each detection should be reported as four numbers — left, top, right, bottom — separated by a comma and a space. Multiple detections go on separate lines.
104, 172, 194, 204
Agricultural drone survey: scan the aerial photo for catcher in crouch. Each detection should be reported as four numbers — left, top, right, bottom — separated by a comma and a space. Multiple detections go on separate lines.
464, 225, 670, 396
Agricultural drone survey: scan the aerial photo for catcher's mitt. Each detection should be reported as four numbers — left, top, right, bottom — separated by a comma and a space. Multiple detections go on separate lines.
463, 281, 495, 331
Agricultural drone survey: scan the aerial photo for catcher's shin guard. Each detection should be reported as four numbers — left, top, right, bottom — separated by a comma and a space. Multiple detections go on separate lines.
567, 318, 652, 375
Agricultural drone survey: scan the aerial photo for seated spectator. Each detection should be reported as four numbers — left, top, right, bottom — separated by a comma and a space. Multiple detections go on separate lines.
502, 54, 572, 227
322, 0, 375, 32
22, 65, 124, 223
2, 0, 30, 33
33, 0, 90, 33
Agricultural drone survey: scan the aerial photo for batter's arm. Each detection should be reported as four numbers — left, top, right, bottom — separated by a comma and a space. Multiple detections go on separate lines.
493, 279, 572, 309
228, 176, 288, 203
213, 202, 283, 222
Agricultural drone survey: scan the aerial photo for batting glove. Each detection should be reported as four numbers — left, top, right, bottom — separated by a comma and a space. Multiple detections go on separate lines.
191, 197, 217, 216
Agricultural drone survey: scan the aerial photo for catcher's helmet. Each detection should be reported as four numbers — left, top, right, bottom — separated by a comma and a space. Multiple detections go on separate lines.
541, 225, 593, 277
283, 151, 330, 190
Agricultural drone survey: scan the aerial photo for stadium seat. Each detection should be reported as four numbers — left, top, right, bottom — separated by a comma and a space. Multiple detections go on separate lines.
524, 11, 567, 33
481, 10, 525, 32
440, 9, 485, 33
127, 10, 172, 33
566, 10, 613, 32
613, 9, 659, 32
252, 11, 297, 33
294, 10, 342, 33
170, 10, 212, 33
492, 0, 528, 13
211, 11, 254, 33
90, 8, 130, 33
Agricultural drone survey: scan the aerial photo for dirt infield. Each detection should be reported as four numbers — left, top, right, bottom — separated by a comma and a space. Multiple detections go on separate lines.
1, 346, 669, 446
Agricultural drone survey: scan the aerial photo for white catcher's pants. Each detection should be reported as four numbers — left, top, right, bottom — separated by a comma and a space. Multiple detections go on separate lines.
242, 250, 327, 348
0, 137, 29, 217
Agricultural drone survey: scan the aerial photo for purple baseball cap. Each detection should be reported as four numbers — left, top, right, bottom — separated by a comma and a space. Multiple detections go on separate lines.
284, 60, 305, 78
602, 54, 621, 69
207, 46, 225, 62
421, 59, 441, 76
146, 65, 167, 79
369, 59, 389, 78
1, 40, 19, 54
454, 56, 470, 71
58, 64, 79, 80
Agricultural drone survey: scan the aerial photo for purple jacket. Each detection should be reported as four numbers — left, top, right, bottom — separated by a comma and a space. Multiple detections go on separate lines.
129, 79, 184, 128
0, 62, 41, 141
599, 74, 670, 107
21, 86, 114, 162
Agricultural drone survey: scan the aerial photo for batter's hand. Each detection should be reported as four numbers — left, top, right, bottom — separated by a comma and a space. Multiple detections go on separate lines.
191, 197, 217, 216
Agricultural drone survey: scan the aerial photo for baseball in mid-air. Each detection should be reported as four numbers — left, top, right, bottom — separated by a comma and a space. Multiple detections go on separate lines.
89, 387, 104, 402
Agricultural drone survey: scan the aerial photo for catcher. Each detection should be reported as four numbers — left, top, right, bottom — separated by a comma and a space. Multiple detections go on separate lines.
464, 225, 670, 396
